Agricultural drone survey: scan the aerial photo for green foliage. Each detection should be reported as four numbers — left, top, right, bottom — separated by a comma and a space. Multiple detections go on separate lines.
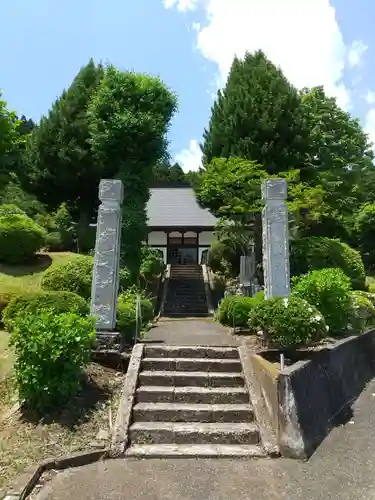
292, 268, 352, 335
349, 291, 375, 332
290, 236, 366, 290
0, 91, 24, 185
201, 51, 309, 172
217, 292, 264, 326
153, 161, 186, 184
0, 204, 25, 216
41, 255, 93, 299
119, 267, 133, 292
3, 290, 89, 331
140, 247, 165, 279
0, 178, 46, 219
0, 212, 46, 264
24, 60, 105, 224
354, 203, 375, 268
88, 66, 177, 280
231, 292, 265, 327
248, 295, 327, 349
299, 87, 374, 235
37, 203, 75, 251
9, 311, 95, 413
116, 290, 154, 343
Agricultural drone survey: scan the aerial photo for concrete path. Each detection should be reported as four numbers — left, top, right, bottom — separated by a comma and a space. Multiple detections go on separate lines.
144, 318, 248, 346
35, 378, 375, 500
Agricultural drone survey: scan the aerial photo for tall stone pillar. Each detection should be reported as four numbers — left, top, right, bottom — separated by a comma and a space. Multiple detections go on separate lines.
91, 179, 124, 331
262, 179, 290, 299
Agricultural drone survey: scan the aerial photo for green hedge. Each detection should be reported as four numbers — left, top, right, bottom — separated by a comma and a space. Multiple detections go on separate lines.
3, 290, 89, 331
0, 211, 46, 264
248, 295, 328, 349
116, 290, 154, 343
41, 255, 93, 299
290, 236, 366, 290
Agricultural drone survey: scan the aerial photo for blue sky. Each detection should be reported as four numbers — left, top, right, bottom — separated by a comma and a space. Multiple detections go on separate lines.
2, 0, 375, 171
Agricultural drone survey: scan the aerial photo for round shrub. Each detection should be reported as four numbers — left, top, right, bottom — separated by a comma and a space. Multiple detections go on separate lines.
290, 236, 366, 290
140, 247, 165, 278
3, 290, 89, 331
116, 291, 154, 343
217, 295, 238, 325
41, 255, 93, 299
231, 292, 265, 327
9, 310, 95, 413
248, 295, 328, 349
0, 213, 46, 264
349, 291, 375, 332
292, 268, 352, 336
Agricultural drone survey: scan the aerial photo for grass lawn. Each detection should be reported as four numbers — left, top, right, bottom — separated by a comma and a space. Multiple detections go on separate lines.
0, 251, 80, 297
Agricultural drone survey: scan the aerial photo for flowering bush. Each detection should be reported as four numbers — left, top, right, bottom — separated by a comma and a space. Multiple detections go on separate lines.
349, 291, 375, 332
248, 295, 328, 349
292, 268, 352, 336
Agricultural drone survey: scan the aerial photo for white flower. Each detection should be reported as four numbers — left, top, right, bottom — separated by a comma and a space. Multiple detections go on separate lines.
283, 298, 289, 307
311, 314, 323, 323
308, 307, 313, 313
326, 325, 329, 331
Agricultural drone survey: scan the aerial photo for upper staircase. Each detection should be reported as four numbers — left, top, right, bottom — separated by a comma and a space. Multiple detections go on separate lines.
162, 264, 209, 317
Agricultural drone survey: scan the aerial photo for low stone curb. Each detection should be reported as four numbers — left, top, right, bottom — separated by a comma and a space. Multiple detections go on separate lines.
2, 449, 109, 500
110, 343, 144, 457
239, 346, 280, 457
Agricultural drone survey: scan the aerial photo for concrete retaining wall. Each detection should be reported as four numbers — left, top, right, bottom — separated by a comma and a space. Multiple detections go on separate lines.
246, 329, 375, 459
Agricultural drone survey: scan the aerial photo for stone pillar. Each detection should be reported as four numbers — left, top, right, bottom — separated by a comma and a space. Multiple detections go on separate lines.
91, 179, 124, 331
262, 179, 290, 299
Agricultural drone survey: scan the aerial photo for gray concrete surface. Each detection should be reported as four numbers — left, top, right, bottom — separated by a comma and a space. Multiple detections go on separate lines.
144, 318, 243, 346
35, 378, 375, 500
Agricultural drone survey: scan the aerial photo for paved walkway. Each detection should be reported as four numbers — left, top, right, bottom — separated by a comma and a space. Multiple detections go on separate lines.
144, 318, 241, 346
34, 379, 375, 500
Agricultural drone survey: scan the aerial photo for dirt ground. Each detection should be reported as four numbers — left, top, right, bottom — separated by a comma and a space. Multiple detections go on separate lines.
0, 363, 124, 495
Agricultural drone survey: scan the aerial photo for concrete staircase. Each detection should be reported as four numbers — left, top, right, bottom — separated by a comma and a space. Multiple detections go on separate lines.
126, 345, 265, 458
163, 265, 209, 317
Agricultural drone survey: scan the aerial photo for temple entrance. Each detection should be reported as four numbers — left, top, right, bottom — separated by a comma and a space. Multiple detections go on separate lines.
168, 246, 198, 264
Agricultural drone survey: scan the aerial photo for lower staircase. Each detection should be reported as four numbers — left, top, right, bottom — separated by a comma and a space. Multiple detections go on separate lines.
126, 345, 265, 458
163, 265, 209, 317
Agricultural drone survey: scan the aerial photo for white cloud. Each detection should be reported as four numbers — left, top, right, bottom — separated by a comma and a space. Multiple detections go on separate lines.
163, 0, 198, 11
365, 91, 375, 105
175, 139, 203, 172
164, 0, 368, 112
364, 108, 375, 146
347, 40, 368, 68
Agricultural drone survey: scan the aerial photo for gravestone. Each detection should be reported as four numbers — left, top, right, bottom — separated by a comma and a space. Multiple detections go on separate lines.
262, 179, 290, 299
90, 179, 123, 332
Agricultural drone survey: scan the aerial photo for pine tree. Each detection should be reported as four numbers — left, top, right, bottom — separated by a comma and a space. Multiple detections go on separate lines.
201, 50, 310, 175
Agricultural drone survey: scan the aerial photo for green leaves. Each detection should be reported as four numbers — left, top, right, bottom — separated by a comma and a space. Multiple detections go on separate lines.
9, 311, 96, 413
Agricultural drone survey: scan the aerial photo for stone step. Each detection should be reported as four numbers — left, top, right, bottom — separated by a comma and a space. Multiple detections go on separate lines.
136, 386, 249, 404
144, 345, 239, 359
129, 422, 259, 445
139, 371, 244, 387
162, 312, 211, 318
142, 357, 242, 373
125, 443, 266, 458
132, 402, 254, 422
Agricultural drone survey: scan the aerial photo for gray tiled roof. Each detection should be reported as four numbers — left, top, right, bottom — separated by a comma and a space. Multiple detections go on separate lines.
147, 188, 218, 228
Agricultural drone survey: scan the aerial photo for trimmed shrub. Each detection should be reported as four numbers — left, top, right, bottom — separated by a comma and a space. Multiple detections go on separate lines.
41, 255, 93, 299
140, 247, 165, 279
116, 290, 154, 343
354, 203, 375, 268
231, 292, 265, 327
217, 295, 238, 325
36, 203, 75, 251
248, 295, 327, 349
349, 291, 375, 332
0, 212, 46, 264
292, 268, 352, 336
3, 290, 89, 331
9, 311, 95, 413
290, 236, 366, 290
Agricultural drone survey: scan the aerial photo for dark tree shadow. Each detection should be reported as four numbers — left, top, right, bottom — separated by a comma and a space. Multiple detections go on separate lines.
0, 254, 52, 277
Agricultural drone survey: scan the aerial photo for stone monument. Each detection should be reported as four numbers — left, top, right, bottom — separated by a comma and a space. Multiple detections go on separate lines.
262, 179, 290, 299
91, 179, 123, 331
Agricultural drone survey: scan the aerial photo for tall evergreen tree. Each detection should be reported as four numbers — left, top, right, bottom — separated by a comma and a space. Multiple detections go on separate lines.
201, 50, 310, 174
25, 59, 105, 233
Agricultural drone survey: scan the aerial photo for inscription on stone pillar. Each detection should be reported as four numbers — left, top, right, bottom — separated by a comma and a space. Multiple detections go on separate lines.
262, 179, 290, 299
90, 179, 123, 330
